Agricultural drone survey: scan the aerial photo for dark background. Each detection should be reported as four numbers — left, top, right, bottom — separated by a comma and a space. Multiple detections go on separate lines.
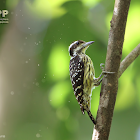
0, 0, 140, 140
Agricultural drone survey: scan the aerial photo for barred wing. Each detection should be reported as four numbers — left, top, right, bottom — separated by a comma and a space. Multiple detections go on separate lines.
69, 55, 85, 114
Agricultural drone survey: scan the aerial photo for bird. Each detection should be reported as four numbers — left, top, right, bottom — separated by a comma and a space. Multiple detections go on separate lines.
69, 40, 106, 125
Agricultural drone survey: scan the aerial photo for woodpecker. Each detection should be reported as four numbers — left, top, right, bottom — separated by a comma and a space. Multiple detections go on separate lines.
69, 40, 106, 125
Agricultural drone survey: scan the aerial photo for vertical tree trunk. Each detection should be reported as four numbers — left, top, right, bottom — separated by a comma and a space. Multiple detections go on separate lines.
92, 0, 131, 139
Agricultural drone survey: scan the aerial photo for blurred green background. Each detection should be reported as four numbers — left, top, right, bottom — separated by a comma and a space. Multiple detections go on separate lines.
0, 0, 140, 140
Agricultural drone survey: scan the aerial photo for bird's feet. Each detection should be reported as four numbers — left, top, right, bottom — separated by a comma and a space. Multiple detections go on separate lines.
100, 63, 115, 76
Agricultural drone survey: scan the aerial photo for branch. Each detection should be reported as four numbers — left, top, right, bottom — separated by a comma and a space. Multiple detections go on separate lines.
118, 43, 140, 78
92, 0, 131, 140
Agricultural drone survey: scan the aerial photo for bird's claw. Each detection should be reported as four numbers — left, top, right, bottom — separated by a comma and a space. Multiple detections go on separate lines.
100, 63, 115, 75
100, 63, 105, 72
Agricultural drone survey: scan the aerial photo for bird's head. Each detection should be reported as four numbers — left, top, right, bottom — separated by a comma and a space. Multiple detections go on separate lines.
68, 40, 94, 57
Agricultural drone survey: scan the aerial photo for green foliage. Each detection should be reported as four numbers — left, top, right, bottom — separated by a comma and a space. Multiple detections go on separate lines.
0, 0, 140, 140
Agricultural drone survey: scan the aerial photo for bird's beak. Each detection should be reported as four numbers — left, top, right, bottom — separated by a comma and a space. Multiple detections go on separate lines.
83, 41, 94, 48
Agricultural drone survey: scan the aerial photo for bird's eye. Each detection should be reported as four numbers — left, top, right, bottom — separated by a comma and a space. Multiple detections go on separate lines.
76, 41, 79, 45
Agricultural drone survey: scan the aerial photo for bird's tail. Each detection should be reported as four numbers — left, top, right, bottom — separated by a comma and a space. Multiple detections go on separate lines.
86, 109, 96, 125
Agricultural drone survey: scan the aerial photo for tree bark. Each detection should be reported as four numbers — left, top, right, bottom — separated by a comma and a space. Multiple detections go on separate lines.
92, 0, 131, 140
118, 43, 140, 78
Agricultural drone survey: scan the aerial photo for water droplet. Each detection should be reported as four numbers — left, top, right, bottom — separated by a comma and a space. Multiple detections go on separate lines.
36, 82, 39, 86
11, 91, 14, 95
38, 64, 39, 66
25, 61, 28, 63
36, 133, 41, 138
28, 27, 30, 29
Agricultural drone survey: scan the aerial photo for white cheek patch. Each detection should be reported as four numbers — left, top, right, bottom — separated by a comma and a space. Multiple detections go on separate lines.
68, 41, 85, 57
73, 45, 83, 56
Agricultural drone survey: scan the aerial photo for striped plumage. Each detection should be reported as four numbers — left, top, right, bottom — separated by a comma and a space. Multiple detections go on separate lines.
69, 40, 98, 125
